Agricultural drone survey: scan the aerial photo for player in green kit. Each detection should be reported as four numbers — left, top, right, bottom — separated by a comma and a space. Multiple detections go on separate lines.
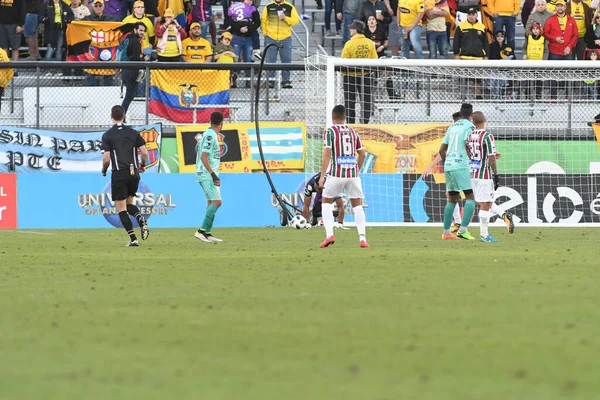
439, 103, 477, 240
195, 112, 224, 243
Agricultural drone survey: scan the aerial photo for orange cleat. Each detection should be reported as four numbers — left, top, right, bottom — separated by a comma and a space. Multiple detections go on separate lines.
442, 233, 460, 240
360, 240, 370, 248
320, 236, 335, 248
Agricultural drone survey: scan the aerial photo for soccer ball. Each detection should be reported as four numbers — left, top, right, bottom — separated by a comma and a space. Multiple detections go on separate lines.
290, 215, 308, 229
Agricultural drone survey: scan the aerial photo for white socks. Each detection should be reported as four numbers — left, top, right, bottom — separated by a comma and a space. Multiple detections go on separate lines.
479, 209, 493, 237
354, 205, 366, 241
322, 202, 334, 238
453, 203, 461, 222
490, 203, 504, 217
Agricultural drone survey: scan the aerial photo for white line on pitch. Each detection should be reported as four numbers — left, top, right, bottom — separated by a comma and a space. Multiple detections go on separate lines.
14, 231, 53, 235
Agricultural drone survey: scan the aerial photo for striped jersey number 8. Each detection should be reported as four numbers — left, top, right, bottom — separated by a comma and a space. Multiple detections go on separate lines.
342, 132, 352, 155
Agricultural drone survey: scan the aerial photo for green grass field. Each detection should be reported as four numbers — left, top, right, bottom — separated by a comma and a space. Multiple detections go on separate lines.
1, 227, 599, 400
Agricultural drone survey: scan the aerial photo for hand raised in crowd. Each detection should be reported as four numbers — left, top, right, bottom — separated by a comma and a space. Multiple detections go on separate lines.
240, 26, 248, 33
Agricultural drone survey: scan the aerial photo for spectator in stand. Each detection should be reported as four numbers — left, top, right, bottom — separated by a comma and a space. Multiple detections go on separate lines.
39, 0, 74, 71
382, 0, 399, 56
489, 30, 514, 98
544, 0, 577, 99
71, 0, 91, 20
584, 9, 600, 50
521, 0, 535, 29
24, 0, 41, 60
101, 0, 122, 19
567, 0, 593, 60
85, 0, 119, 21
584, 49, 599, 99
341, 19, 378, 124
524, 22, 545, 99
141, 0, 159, 23
546, 0, 557, 13
261, 0, 299, 89
454, 7, 489, 98
190, 0, 212, 40
364, 15, 388, 57
336, 0, 361, 45
488, 0, 519, 50
123, 0, 155, 52
156, 8, 187, 61
358, 0, 392, 26
425, 0, 450, 58
0, 0, 25, 62
0, 47, 14, 113
228, 0, 260, 64
213, 31, 238, 62
181, 22, 213, 62
324, 0, 342, 36
398, 0, 425, 59
121, 22, 147, 114
525, 0, 552, 38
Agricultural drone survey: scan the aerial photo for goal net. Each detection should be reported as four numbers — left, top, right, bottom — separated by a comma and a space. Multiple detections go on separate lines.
304, 55, 600, 227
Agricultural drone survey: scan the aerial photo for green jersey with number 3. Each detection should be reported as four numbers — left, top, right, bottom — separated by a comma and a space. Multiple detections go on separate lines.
442, 119, 475, 172
196, 128, 221, 181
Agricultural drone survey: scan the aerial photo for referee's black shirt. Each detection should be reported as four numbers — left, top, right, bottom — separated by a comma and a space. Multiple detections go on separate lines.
101, 124, 146, 172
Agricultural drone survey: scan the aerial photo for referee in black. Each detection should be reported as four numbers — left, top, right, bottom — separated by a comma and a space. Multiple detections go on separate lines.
101, 105, 150, 246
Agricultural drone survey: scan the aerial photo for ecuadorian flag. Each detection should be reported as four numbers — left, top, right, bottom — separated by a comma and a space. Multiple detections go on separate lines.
248, 126, 305, 170
149, 70, 230, 123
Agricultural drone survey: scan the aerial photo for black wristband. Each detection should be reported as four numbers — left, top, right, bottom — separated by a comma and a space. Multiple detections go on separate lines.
211, 172, 219, 182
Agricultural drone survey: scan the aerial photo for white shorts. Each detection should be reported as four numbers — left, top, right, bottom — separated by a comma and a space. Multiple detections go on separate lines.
471, 178, 495, 202
323, 177, 364, 199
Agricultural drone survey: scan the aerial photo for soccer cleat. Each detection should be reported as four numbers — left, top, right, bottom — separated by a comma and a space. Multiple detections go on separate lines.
360, 240, 370, 248
441, 233, 460, 240
207, 234, 223, 243
139, 217, 150, 241
457, 231, 476, 240
126, 240, 139, 247
479, 234, 499, 243
450, 223, 461, 234
194, 230, 212, 243
320, 236, 335, 248
502, 212, 515, 234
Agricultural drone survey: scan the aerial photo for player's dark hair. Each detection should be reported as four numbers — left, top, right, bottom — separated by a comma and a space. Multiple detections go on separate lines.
210, 111, 224, 126
452, 112, 461, 122
332, 105, 346, 121
460, 103, 473, 119
134, 22, 146, 31
111, 105, 125, 121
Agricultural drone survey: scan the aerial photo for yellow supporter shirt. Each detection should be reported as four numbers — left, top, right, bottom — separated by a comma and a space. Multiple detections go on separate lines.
526, 35, 545, 60
261, 1, 300, 41
570, 2, 586, 37
424, 0, 448, 32
54, 2, 61, 24
398, 0, 425, 27
558, 15, 567, 31
546, 0, 556, 12
182, 37, 212, 62
341, 33, 378, 75
163, 25, 180, 57
122, 15, 155, 50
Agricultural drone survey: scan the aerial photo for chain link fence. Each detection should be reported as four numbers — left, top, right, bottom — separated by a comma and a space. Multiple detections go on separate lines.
0, 61, 306, 130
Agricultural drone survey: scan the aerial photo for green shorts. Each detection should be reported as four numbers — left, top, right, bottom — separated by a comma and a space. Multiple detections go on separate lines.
445, 168, 472, 193
198, 179, 221, 201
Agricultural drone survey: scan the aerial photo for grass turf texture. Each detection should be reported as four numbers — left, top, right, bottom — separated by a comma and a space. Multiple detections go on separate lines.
1, 227, 599, 400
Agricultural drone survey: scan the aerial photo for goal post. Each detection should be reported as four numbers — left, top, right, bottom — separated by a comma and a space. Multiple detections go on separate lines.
304, 55, 600, 227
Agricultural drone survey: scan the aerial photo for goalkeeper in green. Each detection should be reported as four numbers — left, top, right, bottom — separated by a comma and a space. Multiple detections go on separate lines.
438, 103, 477, 240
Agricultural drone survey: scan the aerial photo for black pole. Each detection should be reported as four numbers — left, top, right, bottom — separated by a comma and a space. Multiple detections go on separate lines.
253, 43, 293, 222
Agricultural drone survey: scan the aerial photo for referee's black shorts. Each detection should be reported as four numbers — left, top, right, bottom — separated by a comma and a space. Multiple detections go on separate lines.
111, 171, 140, 201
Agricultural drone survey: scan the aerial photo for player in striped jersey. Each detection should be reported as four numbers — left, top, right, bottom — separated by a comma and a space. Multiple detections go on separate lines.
468, 111, 514, 242
318, 105, 369, 248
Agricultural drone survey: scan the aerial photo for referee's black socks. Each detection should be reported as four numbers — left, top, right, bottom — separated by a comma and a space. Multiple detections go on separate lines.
119, 211, 137, 242
127, 204, 143, 225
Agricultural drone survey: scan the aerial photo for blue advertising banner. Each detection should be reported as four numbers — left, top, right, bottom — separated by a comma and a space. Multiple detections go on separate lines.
17, 173, 404, 229
0, 124, 162, 173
